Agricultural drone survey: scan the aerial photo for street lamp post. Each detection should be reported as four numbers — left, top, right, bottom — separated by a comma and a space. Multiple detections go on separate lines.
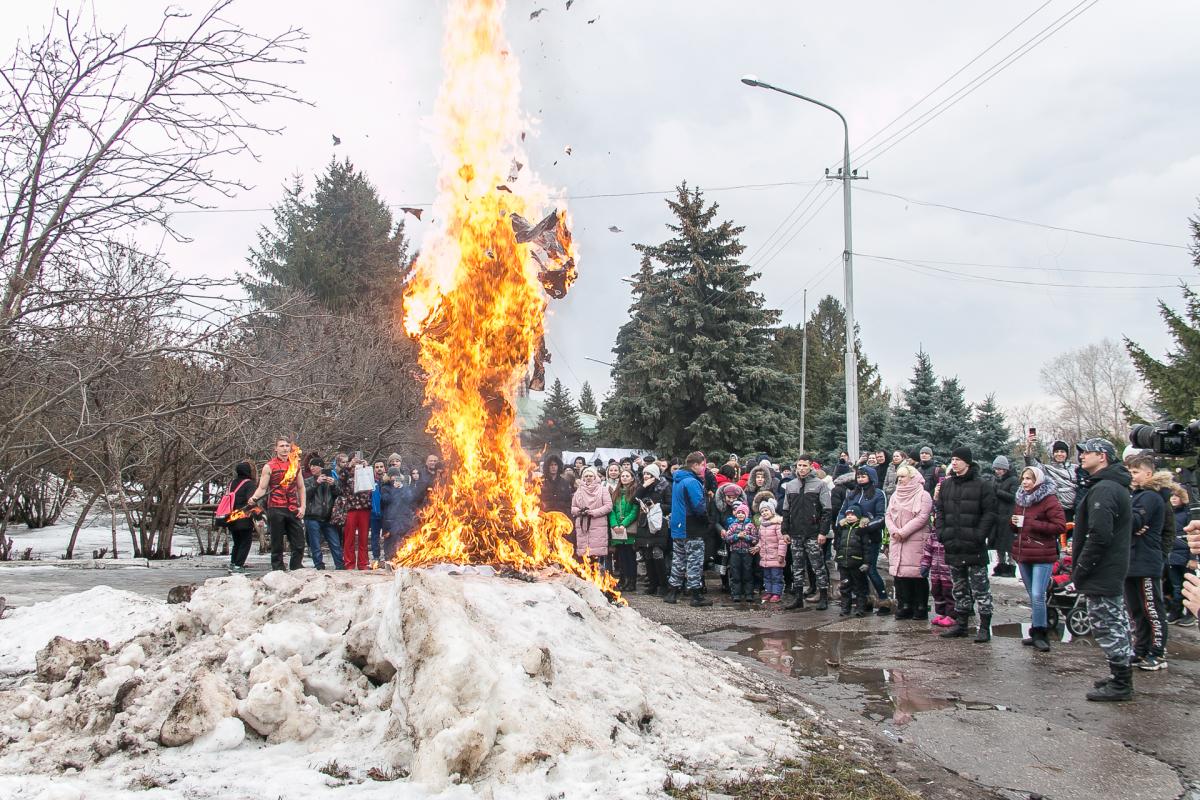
741, 75, 860, 459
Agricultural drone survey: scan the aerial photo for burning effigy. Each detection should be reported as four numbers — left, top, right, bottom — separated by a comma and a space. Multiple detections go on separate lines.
396, 0, 608, 593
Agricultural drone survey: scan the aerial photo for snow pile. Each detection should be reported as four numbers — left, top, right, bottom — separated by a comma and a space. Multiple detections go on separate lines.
0, 569, 801, 798
0, 586, 173, 676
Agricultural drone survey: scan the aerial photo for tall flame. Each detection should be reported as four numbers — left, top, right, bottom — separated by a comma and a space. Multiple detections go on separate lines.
397, 0, 614, 595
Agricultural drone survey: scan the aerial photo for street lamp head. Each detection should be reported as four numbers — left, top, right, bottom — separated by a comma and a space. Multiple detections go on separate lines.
740, 74, 761, 87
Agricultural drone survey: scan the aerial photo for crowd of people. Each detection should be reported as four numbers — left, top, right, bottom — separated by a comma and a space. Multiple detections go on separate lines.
538, 435, 1200, 703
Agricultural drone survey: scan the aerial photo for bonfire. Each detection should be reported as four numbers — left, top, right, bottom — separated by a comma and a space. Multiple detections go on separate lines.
397, 0, 612, 594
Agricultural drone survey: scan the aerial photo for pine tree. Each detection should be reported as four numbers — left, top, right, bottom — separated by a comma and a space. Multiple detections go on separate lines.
577, 381, 598, 416
600, 183, 798, 455
245, 158, 410, 312
974, 393, 1015, 461
1126, 209, 1200, 421
928, 377, 975, 458
892, 350, 940, 452
528, 378, 584, 455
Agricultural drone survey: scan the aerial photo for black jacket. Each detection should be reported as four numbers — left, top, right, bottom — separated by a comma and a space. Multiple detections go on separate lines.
781, 475, 831, 541
540, 475, 574, 516
1071, 463, 1132, 596
303, 473, 340, 522
834, 522, 868, 568
1127, 487, 1165, 578
935, 465, 997, 567
635, 476, 671, 547
227, 463, 257, 535
917, 460, 943, 495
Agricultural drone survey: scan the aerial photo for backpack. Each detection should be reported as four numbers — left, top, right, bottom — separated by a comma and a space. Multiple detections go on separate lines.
214, 479, 250, 528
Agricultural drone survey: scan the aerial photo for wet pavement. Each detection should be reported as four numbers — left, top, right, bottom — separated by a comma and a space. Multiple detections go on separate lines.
2, 561, 1198, 799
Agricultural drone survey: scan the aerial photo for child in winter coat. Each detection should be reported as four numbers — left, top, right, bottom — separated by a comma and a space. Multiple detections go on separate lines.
1167, 487, 1197, 625
835, 504, 870, 616
757, 500, 788, 603
921, 475, 955, 626
722, 502, 759, 602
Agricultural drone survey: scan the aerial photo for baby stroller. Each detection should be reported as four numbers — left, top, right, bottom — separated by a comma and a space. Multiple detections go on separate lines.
1046, 550, 1092, 637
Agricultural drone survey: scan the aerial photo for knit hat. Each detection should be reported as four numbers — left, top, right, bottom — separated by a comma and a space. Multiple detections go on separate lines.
992, 455, 1011, 471
643, 463, 661, 479
951, 446, 973, 463
907, 450, 922, 462
845, 503, 864, 518
761, 498, 778, 515
308, 456, 325, 468
720, 483, 742, 497
920, 446, 934, 456
388, 452, 402, 463
733, 502, 749, 517
1051, 440, 1069, 454
387, 466, 403, 478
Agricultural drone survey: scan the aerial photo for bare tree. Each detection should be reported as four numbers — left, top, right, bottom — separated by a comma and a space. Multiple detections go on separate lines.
1039, 338, 1147, 444
0, 1, 306, 326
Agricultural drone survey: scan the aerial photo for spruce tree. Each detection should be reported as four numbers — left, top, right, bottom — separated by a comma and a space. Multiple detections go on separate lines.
528, 378, 584, 455
928, 377, 975, 458
577, 381, 598, 416
245, 158, 411, 312
974, 393, 1015, 461
600, 183, 798, 455
1126, 208, 1200, 421
892, 350, 940, 452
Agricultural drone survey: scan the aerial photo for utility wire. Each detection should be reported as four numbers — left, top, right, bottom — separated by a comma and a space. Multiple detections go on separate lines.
858, 252, 1185, 290
855, 252, 1192, 278
752, 186, 841, 272
857, 186, 1187, 249
743, 181, 823, 263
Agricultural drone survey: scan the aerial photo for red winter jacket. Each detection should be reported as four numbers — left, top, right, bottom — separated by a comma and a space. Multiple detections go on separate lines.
1010, 489, 1065, 564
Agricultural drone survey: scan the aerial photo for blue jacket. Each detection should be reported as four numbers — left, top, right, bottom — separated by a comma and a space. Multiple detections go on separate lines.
671, 469, 709, 540
1169, 507, 1191, 568
838, 486, 886, 532
1128, 487, 1165, 578
380, 477, 430, 535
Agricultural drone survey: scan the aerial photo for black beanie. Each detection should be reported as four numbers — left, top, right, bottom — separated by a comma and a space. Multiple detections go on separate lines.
1052, 440, 1069, 454
951, 446, 973, 463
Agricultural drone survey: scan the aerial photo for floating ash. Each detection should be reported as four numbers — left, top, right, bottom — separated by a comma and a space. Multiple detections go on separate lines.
397, 0, 601, 591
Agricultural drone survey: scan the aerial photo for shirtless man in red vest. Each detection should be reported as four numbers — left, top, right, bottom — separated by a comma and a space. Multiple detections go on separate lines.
249, 438, 308, 571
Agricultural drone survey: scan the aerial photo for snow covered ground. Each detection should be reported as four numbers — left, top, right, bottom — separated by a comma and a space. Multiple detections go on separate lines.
0, 568, 804, 798
4, 515, 220, 561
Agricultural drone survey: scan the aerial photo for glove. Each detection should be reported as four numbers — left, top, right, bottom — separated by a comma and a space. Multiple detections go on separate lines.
859, 564, 869, 573
920, 565, 930, 579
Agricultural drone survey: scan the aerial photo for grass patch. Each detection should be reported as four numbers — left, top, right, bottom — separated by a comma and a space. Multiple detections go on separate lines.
664, 753, 919, 800
317, 760, 352, 780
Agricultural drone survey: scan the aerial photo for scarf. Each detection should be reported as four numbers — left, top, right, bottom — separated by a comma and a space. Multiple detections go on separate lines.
573, 481, 608, 515
1016, 476, 1057, 507
892, 473, 927, 515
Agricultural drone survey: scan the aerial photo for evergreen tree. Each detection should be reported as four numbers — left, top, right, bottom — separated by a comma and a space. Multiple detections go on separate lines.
245, 158, 411, 312
600, 183, 798, 455
928, 376, 975, 458
1126, 208, 1200, 421
892, 350, 940, 451
577, 381, 598, 416
974, 393, 1015, 461
528, 378, 584, 455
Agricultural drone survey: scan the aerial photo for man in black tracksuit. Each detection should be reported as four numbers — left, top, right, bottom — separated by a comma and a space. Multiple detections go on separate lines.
935, 446, 998, 643
781, 455, 831, 611
1073, 438, 1134, 701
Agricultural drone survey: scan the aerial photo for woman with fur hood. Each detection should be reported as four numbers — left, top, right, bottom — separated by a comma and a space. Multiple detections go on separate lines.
1010, 465, 1067, 652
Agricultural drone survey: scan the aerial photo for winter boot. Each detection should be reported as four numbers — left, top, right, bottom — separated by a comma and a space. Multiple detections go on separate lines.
973, 613, 992, 643
1087, 662, 1133, 702
1031, 626, 1051, 653
894, 603, 914, 620
912, 605, 929, 621
783, 591, 805, 610
874, 596, 892, 616
816, 588, 830, 611
663, 587, 679, 604
940, 614, 969, 638
690, 588, 713, 607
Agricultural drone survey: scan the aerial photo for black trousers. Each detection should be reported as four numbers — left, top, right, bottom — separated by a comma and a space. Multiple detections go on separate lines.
267, 508, 305, 571
638, 544, 668, 591
230, 527, 253, 567
894, 576, 930, 613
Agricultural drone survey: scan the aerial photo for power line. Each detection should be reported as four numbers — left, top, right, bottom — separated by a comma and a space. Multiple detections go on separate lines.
857, 186, 1187, 249
855, 252, 1192, 278
856, 0, 1100, 168
859, 252, 1185, 290
743, 181, 823, 263
544, 332, 583, 389
752, 186, 841, 271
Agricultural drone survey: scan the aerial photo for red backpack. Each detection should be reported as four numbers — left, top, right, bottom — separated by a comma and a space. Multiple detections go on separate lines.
215, 479, 250, 528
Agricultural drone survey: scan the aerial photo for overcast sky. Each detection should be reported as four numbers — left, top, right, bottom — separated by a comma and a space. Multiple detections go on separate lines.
5, 1, 1199, 422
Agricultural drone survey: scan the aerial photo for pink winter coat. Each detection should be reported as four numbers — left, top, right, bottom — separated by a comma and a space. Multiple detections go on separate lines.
571, 483, 612, 558
885, 475, 933, 579
757, 517, 789, 568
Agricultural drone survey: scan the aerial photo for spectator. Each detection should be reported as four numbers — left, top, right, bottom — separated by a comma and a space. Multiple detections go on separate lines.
248, 438, 307, 572
885, 465, 933, 620
935, 446, 997, 642
609, 467, 640, 592
833, 452, 852, 479
781, 455, 831, 611
917, 446, 943, 494
991, 456, 1018, 577
539, 455, 574, 517
1023, 435, 1078, 523
337, 453, 375, 570
722, 502, 759, 603
884, 450, 904, 498
1011, 465, 1066, 652
835, 504, 870, 617
666, 451, 712, 607
572, 455, 587, 475
757, 500, 787, 603
226, 461, 257, 574
1072, 438, 1134, 702
387, 452, 403, 474
571, 466, 612, 566
636, 463, 671, 595
422, 453, 442, 485
921, 478, 956, 626
369, 460, 386, 565
604, 461, 621, 492
837, 467, 890, 614
303, 458, 343, 570
1167, 486, 1196, 626
1124, 455, 1170, 671
380, 467, 430, 560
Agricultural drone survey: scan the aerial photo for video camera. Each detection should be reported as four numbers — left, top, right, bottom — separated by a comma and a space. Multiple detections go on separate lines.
1128, 420, 1200, 458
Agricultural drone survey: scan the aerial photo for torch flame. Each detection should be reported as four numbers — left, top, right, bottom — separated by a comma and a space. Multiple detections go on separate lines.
281, 445, 303, 487
397, 0, 616, 597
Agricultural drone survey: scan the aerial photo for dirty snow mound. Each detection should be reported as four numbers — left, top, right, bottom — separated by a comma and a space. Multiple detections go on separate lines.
0, 586, 171, 676
0, 569, 801, 798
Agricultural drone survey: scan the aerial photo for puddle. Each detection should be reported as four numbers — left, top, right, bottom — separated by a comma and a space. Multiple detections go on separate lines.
728, 628, 958, 722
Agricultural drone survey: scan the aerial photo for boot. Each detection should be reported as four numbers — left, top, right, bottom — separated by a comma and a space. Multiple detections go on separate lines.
973, 613, 992, 643
940, 614, 969, 638
874, 596, 892, 616
912, 605, 929, 621
1031, 626, 1051, 653
894, 603, 914, 620
816, 588, 830, 611
689, 588, 713, 607
1087, 662, 1133, 702
783, 591, 805, 610
663, 587, 679, 604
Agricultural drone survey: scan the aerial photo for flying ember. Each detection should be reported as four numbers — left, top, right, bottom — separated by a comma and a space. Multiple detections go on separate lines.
396, 0, 611, 594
